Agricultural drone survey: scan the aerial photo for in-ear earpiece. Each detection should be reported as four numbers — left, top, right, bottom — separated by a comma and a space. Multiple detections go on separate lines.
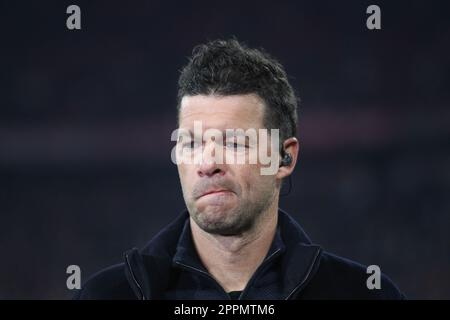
280, 152, 292, 167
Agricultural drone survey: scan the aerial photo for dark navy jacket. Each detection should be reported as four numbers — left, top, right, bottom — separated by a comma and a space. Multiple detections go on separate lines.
73, 209, 405, 300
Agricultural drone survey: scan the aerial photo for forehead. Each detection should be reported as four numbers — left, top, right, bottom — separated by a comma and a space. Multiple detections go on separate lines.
179, 94, 265, 130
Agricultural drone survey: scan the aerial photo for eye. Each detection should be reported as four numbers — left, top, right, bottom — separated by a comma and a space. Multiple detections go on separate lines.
225, 142, 237, 149
182, 140, 201, 149
225, 142, 248, 150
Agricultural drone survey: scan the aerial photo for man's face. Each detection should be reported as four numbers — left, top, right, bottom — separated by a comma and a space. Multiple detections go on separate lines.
177, 94, 279, 236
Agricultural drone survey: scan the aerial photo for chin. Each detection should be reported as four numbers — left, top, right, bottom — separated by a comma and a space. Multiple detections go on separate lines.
195, 206, 233, 224
195, 198, 236, 217
198, 206, 232, 222
195, 208, 250, 235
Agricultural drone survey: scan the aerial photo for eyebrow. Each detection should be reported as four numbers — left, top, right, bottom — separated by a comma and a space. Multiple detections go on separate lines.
184, 129, 249, 138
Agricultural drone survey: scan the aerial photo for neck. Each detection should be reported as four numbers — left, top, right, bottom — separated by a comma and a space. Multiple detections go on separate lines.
190, 198, 279, 293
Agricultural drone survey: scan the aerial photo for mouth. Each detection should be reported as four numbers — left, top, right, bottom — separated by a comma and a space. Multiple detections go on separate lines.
198, 189, 232, 199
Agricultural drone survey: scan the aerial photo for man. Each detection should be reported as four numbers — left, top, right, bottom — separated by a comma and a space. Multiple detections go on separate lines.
74, 39, 404, 300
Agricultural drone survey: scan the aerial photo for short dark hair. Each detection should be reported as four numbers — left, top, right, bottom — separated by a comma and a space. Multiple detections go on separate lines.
177, 39, 299, 153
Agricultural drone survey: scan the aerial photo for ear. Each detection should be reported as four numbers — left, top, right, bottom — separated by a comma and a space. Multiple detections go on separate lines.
276, 137, 299, 180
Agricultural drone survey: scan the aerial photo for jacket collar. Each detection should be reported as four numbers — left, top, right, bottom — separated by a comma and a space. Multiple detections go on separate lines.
172, 217, 286, 274
124, 209, 322, 300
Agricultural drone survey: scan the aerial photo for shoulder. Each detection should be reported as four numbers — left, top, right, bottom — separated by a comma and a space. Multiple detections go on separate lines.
302, 251, 406, 300
72, 263, 135, 300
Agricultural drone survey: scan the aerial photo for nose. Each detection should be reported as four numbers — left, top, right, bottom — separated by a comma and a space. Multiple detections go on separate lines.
197, 141, 226, 178
198, 165, 224, 177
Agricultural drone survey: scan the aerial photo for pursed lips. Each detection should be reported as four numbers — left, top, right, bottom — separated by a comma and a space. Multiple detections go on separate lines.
198, 189, 232, 199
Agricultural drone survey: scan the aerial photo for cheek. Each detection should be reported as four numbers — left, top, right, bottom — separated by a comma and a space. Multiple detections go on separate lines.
178, 165, 192, 189
250, 166, 276, 194
235, 165, 266, 193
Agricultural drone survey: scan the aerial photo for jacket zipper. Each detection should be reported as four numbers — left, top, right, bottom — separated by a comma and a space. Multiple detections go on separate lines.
284, 247, 321, 300
176, 248, 282, 300
126, 246, 320, 300
174, 261, 233, 300
236, 248, 282, 300
125, 253, 146, 300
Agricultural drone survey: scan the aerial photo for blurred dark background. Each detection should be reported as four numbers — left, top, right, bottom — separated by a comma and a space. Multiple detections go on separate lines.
0, 0, 449, 299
